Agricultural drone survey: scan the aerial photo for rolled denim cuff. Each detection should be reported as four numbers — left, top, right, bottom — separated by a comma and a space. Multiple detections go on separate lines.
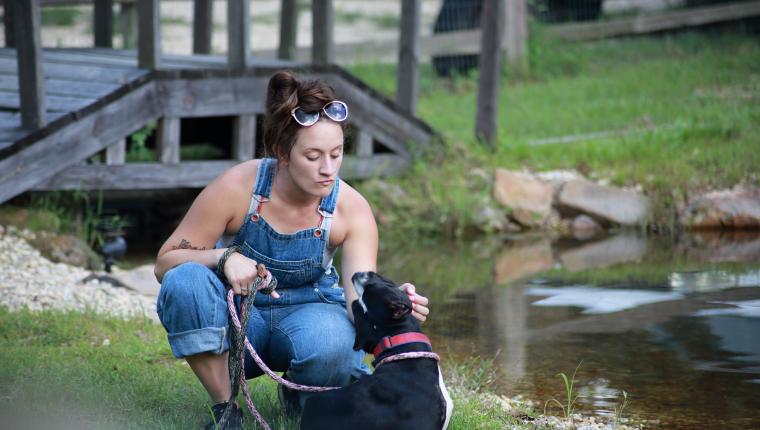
167, 326, 229, 358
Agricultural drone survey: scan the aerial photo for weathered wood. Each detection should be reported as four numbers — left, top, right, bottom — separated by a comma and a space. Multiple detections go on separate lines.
33, 154, 410, 191
137, 0, 161, 69
14, 0, 47, 129
0, 74, 115, 98
193, 0, 214, 54
0, 58, 145, 84
311, 0, 333, 65
0, 90, 96, 112
157, 76, 269, 118
396, 0, 420, 115
551, 0, 760, 41
354, 126, 373, 157
278, 0, 298, 60
232, 114, 256, 161
0, 81, 162, 203
33, 161, 237, 190
504, 0, 528, 73
94, 0, 115, 48
3, 0, 15, 48
227, 0, 251, 70
157, 117, 181, 163
120, 2, 137, 49
475, 0, 505, 148
106, 139, 126, 165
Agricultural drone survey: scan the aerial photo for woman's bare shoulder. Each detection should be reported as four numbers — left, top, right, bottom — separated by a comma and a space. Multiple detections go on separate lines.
336, 180, 374, 223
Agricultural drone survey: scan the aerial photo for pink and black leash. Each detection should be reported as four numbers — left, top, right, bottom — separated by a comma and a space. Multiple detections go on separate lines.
223, 269, 440, 430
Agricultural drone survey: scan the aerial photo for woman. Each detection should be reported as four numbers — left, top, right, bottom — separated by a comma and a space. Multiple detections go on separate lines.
154, 71, 429, 429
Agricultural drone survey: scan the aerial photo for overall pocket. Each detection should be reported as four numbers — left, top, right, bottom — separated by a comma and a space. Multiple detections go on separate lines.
241, 242, 314, 287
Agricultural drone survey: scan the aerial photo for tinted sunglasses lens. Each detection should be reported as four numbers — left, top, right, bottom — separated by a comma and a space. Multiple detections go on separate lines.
323, 101, 348, 122
292, 108, 319, 126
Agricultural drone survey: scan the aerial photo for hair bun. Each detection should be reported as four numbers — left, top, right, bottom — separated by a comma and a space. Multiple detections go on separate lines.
266, 71, 300, 116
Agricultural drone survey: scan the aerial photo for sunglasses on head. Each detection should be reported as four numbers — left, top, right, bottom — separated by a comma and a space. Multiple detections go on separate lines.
291, 100, 349, 127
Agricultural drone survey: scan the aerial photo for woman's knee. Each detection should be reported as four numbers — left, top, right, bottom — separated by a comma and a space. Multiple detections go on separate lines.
157, 262, 224, 321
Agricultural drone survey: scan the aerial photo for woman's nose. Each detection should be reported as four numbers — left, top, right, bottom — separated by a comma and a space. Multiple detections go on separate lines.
320, 157, 336, 175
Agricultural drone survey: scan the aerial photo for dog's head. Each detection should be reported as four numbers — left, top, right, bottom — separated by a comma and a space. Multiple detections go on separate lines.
350, 271, 418, 353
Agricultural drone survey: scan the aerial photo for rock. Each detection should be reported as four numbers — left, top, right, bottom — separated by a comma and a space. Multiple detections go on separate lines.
559, 234, 647, 272
473, 203, 522, 233
109, 264, 161, 296
26, 232, 102, 270
558, 180, 649, 226
493, 169, 554, 227
361, 179, 411, 209
571, 215, 603, 240
680, 187, 760, 229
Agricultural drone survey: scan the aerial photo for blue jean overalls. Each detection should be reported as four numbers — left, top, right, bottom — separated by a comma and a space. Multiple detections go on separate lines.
157, 158, 369, 401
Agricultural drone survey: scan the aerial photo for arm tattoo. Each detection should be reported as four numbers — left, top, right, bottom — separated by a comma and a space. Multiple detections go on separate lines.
172, 239, 207, 251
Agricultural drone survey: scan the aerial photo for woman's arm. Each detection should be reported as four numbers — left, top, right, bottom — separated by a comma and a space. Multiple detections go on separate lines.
339, 187, 429, 323
154, 163, 251, 284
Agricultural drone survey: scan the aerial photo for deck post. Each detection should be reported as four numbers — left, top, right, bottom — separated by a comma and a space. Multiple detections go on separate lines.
193, 0, 214, 54
396, 0, 421, 115
228, 0, 251, 69
475, 0, 505, 148
504, 0, 528, 74
120, 2, 138, 49
3, 0, 15, 47
355, 127, 374, 157
106, 140, 127, 165
15, 0, 47, 129
138, 0, 161, 69
94, 0, 115, 48
312, 0, 334, 65
278, 0, 298, 60
157, 118, 181, 164
233, 115, 256, 161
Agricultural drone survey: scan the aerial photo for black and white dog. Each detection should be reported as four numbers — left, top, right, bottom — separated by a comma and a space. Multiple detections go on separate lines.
301, 272, 453, 430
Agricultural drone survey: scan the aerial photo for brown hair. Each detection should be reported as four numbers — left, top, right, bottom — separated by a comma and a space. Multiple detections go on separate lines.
263, 71, 348, 160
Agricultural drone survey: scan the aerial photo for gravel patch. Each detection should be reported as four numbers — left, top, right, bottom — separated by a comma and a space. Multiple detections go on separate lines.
0, 226, 157, 321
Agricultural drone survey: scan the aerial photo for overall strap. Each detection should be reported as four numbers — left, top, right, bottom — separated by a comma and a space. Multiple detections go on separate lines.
317, 179, 340, 231
247, 158, 275, 215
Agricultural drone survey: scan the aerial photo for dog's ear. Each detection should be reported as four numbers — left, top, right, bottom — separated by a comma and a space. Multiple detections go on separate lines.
389, 299, 412, 320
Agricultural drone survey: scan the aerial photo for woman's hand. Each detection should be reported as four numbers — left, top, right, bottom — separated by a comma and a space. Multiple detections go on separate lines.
223, 251, 280, 298
399, 283, 429, 323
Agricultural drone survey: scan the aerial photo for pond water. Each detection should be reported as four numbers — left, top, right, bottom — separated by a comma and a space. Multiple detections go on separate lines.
376, 231, 760, 429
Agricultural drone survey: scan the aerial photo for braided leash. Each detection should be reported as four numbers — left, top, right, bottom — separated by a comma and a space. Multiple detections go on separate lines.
223, 266, 440, 430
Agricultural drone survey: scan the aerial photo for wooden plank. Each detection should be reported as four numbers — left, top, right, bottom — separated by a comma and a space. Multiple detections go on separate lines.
0, 51, 146, 84
339, 154, 410, 179
550, 0, 760, 41
227, 0, 251, 70
32, 153, 409, 191
504, 0, 528, 73
14, 0, 47, 129
94, 0, 115, 48
120, 2, 137, 49
0, 48, 139, 69
278, 0, 298, 60
311, 0, 333, 65
3, 0, 15, 48
105, 139, 126, 165
157, 117, 180, 164
0, 75, 116, 98
157, 76, 269, 118
475, 0, 505, 148
0, 80, 162, 203
0, 90, 97, 112
232, 114, 256, 161
193, 0, 213, 54
354, 126, 373, 157
33, 160, 237, 190
138, 0, 161, 69
396, 0, 420, 116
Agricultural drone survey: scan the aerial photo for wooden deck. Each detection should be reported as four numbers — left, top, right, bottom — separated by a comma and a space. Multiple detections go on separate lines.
0, 48, 437, 203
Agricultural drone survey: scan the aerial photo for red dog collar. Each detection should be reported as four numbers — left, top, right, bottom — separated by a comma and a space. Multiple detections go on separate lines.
372, 333, 432, 357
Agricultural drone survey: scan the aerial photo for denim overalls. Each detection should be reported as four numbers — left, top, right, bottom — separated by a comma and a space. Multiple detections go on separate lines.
157, 158, 369, 399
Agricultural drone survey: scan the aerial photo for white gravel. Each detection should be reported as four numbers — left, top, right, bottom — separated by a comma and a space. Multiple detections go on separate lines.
0, 226, 157, 321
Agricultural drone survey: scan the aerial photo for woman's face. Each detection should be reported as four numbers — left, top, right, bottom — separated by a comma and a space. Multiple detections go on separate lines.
285, 120, 344, 198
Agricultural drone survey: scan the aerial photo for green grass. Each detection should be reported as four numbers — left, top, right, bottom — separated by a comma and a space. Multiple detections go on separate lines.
40, 7, 82, 26
348, 30, 760, 238
0, 308, 545, 429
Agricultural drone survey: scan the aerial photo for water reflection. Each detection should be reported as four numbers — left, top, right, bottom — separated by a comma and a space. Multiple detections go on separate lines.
377, 231, 760, 429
